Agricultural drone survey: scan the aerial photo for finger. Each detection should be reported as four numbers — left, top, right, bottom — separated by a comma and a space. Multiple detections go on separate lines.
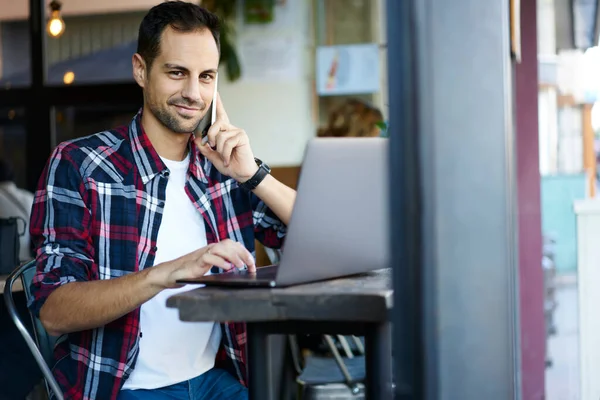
245, 253, 256, 272
235, 242, 256, 272
205, 120, 229, 148
201, 252, 234, 271
197, 141, 222, 166
215, 130, 237, 160
221, 134, 243, 167
210, 242, 246, 269
215, 92, 230, 124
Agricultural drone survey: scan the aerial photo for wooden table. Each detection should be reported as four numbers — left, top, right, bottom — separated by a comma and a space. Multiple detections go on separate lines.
0, 275, 22, 293
167, 269, 393, 400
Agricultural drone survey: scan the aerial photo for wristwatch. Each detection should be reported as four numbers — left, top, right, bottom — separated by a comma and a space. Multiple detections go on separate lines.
239, 158, 271, 191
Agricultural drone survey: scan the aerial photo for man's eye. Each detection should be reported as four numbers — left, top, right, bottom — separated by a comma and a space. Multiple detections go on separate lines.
200, 74, 213, 81
169, 71, 184, 77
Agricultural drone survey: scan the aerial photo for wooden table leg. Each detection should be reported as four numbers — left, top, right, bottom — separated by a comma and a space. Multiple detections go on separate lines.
247, 323, 273, 400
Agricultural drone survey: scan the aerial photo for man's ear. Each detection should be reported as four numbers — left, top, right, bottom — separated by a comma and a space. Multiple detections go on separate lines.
132, 53, 147, 88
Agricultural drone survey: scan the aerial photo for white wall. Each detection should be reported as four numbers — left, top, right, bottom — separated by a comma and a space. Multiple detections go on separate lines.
219, 81, 314, 166
557, 105, 584, 173
537, 0, 560, 176
219, 1, 314, 166
539, 87, 559, 174
537, 0, 556, 56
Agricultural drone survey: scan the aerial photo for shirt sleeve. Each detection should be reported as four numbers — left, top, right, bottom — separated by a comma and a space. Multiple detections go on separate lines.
28, 144, 96, 318
250, 193, 287, 250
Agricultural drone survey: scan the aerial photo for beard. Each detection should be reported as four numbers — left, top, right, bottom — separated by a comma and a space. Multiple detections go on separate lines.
146, 93, 205, 134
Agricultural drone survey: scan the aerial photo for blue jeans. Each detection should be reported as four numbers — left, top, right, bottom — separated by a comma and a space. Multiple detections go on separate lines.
118, 369, 248, 400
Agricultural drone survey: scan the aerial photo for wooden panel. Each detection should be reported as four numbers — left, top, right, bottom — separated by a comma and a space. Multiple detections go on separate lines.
255, 166, 301, 266
582, 103, 596, 197
557, 94, 576, 107
167, 269, 392, 322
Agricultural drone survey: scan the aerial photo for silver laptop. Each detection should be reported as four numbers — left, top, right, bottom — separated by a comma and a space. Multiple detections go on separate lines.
177, 137, 389, 288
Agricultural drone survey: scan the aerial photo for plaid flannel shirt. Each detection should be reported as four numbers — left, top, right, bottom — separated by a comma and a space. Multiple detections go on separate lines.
28, 112, 286, 400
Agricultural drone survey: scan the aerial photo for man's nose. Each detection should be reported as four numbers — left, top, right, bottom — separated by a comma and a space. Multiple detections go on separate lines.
181, 78, 201, 104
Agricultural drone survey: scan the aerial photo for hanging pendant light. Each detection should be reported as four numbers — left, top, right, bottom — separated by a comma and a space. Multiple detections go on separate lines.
46, 0, 65, 38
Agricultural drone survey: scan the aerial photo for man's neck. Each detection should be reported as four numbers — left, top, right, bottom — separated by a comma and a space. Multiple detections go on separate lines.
141, 107, 190, 162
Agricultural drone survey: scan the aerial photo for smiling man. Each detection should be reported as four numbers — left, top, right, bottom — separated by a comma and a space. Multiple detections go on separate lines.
28, 2, 296, 400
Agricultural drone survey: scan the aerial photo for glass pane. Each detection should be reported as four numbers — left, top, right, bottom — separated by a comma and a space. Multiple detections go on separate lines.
0, 108, 27, 188
0, 2, 31, 88
314, 0, 387, 133
44, 0, 170, 86
317, 0, 373, 46
54, 105, 140, 146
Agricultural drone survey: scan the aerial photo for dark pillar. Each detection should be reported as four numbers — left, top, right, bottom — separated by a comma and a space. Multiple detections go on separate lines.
515, 0, 546, 399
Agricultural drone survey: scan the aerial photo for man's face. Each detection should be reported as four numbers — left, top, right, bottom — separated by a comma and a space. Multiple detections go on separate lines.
136, 26, 219, 134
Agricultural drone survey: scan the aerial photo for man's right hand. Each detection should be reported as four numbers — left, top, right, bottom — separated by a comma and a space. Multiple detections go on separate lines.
152, 239, 257, 289
40, 239, 256, 335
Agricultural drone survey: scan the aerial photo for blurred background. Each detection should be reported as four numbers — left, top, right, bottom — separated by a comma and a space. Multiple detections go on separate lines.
2, 0, 600, 399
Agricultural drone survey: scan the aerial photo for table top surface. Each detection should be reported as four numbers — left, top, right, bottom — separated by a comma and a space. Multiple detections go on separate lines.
0, 275, 23, 294
167, 268, 392, 323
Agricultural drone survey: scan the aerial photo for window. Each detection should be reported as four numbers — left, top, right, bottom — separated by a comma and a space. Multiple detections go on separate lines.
0, 108, 27, 187
53, 105, 140, 146
0, 2, 31, 88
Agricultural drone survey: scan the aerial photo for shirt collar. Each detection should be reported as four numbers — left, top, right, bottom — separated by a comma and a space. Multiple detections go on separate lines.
128, 110, 210, 185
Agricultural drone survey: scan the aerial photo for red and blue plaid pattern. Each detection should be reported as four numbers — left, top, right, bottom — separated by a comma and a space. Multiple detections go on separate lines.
28, 112, 286, 400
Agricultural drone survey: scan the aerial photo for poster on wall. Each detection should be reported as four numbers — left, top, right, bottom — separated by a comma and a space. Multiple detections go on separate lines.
316, 44, 380, 96
238, 35, 302, 82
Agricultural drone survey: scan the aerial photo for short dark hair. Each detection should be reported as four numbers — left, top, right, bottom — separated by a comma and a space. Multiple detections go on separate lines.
137, 1, 221, 70
0, 159, 14, 182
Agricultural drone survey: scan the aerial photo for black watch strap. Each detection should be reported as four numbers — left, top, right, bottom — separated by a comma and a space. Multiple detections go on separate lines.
239, 158, 270, 191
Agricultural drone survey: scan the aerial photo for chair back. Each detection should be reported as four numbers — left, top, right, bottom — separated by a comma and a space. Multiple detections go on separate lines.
3, 260, 64, 400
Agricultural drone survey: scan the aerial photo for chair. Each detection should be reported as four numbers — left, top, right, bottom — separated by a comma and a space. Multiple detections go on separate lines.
3, 260, 64, 400
292, 335, 366, 399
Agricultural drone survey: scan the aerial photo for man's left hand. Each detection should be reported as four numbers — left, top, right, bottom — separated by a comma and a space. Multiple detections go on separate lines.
195, 93, 258, 183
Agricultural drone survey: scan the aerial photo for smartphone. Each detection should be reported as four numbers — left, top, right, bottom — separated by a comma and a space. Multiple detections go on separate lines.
195, 73, 218, 145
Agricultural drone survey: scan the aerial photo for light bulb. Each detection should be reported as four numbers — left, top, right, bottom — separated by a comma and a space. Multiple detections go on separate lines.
63, 71, 75, 85
47, 10, 65, 38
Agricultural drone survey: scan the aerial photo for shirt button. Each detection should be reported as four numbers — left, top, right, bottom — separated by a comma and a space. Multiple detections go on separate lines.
163, 171, 170, 178
158, 201, 165, 208
152, 246, 158, 252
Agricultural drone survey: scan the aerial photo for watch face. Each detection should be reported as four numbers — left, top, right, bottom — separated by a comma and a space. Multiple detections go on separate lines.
255, 157, 270, 173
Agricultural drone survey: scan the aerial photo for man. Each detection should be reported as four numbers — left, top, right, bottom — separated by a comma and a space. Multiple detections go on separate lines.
28, 2, 296, 399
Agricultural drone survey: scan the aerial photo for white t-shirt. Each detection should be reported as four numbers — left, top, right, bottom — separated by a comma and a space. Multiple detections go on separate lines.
122, 154, 221, 390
